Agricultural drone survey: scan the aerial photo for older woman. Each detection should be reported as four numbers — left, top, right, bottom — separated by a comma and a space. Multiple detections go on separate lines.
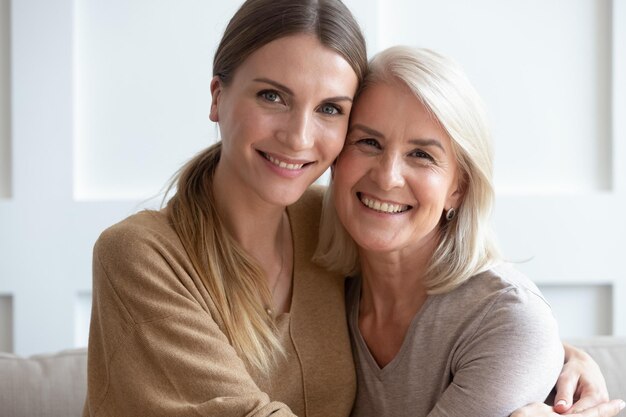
315, 46, 625, 417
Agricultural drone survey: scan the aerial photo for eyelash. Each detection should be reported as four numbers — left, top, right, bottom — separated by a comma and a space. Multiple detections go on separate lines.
258, 89, 283, 103
257, 90, 343, 116
410, 150, 434, 161
318, 103, 343, 116
357, 139, 435, 161
357, 138, 381, 148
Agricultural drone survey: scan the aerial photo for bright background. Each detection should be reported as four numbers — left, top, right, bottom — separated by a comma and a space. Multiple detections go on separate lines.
0, 0, 624, 356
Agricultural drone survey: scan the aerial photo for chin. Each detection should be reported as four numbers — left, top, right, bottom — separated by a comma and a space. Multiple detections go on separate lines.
264, 187, 309, 207
352, 235, 398, 254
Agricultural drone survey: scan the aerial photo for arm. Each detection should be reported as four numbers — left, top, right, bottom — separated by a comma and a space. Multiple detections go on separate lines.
553, 343, 610, 413
511, 400, 625, 417
426, 287, 564, 417
509, 343, 624, 417
84, 220, 295, 417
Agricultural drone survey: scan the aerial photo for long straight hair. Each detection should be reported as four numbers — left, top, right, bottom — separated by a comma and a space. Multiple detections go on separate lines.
167, 0, 367, 375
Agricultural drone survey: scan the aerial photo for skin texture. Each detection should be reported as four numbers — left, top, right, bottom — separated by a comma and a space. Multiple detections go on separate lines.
511, 400, 625, 417
209, 34, 358, 313
206, 35, 617, 416
553, 343, 616, 415
333, 80, 463, 367
332, 80, 622, 416
334, 80, 461, 259
211, 34, 358, 210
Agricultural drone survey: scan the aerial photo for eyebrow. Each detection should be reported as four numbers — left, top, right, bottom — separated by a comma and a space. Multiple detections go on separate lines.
409, 139, 445, 153
254, 78, 294, 96
253, 77, 353, 103
349, 123, 383, 137
350, 123, 446, 152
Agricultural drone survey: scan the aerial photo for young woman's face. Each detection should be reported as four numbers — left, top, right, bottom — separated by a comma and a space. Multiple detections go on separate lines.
210, 34, 359, 207
333, 81, 462, 257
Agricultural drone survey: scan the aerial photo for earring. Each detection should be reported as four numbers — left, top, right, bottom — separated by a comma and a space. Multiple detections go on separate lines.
445, 208, 456, 221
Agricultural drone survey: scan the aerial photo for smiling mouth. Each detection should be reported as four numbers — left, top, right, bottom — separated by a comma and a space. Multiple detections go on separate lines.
259, 151, 314, 171
357, 192, 411, 214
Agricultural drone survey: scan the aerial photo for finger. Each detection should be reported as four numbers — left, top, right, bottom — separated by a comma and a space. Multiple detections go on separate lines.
572, 400, 626, 417
554, 373, 578, 413
570, 395, 613, 415
510, 402, 552, 417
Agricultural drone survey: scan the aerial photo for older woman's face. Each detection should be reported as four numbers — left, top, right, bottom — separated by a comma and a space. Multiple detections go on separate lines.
333, 81, 462, 256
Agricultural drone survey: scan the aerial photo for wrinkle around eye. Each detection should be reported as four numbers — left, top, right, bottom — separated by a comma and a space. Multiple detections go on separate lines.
358, 138, 381, 148
409, 150, 435, 161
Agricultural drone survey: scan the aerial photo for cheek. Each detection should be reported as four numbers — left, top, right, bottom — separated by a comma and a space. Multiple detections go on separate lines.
319, 123, 349, 158
415, 172, 452, 206
333, 154, 361, 192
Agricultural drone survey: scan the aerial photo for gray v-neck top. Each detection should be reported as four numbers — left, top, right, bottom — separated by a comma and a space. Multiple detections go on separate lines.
347, 264, 563, 417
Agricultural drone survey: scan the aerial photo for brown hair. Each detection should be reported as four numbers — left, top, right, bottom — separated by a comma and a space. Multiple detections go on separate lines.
167, 0, 367, 375
214, 0, 367, 86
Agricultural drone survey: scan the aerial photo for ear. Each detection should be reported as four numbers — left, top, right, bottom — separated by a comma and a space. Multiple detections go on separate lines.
446, 176, 466, 210
209, 75, 223, 122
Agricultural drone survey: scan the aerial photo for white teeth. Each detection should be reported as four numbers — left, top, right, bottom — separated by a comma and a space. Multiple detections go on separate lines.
360, 195, 409, 214
266, 154, 305, 170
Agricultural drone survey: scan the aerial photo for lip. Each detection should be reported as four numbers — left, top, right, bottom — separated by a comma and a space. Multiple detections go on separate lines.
357, 192, 412, 214
258, 150, 315, 178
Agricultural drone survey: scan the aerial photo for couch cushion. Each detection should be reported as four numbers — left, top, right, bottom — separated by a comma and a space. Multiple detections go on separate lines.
0, 340, 624, 416
0, 348, 87, 417
570, 337, 626, 403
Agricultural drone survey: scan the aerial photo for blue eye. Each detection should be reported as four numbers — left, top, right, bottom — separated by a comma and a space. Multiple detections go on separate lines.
319, 104, 341, 115
259, 90, 282, 103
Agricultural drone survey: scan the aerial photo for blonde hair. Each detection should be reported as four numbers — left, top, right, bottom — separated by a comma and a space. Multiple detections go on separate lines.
314, 46, 501, 294
166, 0, 367, 375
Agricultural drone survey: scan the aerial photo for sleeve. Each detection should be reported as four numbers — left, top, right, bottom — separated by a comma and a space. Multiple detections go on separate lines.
84, 223, 296, 417
426, 287, 564, 417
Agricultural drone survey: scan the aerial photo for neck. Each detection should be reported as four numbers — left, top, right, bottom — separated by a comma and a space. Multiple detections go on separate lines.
212, 159, 294, 314
212, 160, 286, 256
358, 241, 436, 321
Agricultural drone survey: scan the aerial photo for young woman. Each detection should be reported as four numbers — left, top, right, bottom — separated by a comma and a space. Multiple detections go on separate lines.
315, 46, 625, 417
84, 1, 620, 416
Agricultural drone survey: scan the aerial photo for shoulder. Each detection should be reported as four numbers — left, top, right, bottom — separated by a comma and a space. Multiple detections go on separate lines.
455, 263, 550, 309
435, 263, 556, 338
93, 209, 188, 287
95, 209, 178, 257
92, 209, 203, 323
446, 265, 562, 370
459, 264, 557, 339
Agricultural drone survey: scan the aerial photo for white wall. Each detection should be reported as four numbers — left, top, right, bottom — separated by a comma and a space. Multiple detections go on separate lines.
0, 0, 623, 355
0, 0, 10, 198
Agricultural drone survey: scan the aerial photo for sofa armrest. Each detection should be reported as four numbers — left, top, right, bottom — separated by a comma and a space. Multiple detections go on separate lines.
0, 348, 87, 417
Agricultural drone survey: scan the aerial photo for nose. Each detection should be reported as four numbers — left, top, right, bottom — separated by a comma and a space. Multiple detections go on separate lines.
277, 110, 314, 151
370, 151, 405, 190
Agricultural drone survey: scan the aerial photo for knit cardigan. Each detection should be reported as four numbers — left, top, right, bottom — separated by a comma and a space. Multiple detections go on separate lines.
83, 187, 355, 417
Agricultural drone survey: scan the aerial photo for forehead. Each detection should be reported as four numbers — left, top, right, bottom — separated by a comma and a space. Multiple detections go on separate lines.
351, 81, 441, 131
231, 34, 359, 96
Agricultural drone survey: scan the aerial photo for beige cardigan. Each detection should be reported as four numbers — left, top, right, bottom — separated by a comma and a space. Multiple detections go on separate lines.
83, 187, 355, 417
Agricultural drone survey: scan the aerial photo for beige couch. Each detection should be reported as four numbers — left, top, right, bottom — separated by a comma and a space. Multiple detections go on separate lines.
1, 337, 625, 417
